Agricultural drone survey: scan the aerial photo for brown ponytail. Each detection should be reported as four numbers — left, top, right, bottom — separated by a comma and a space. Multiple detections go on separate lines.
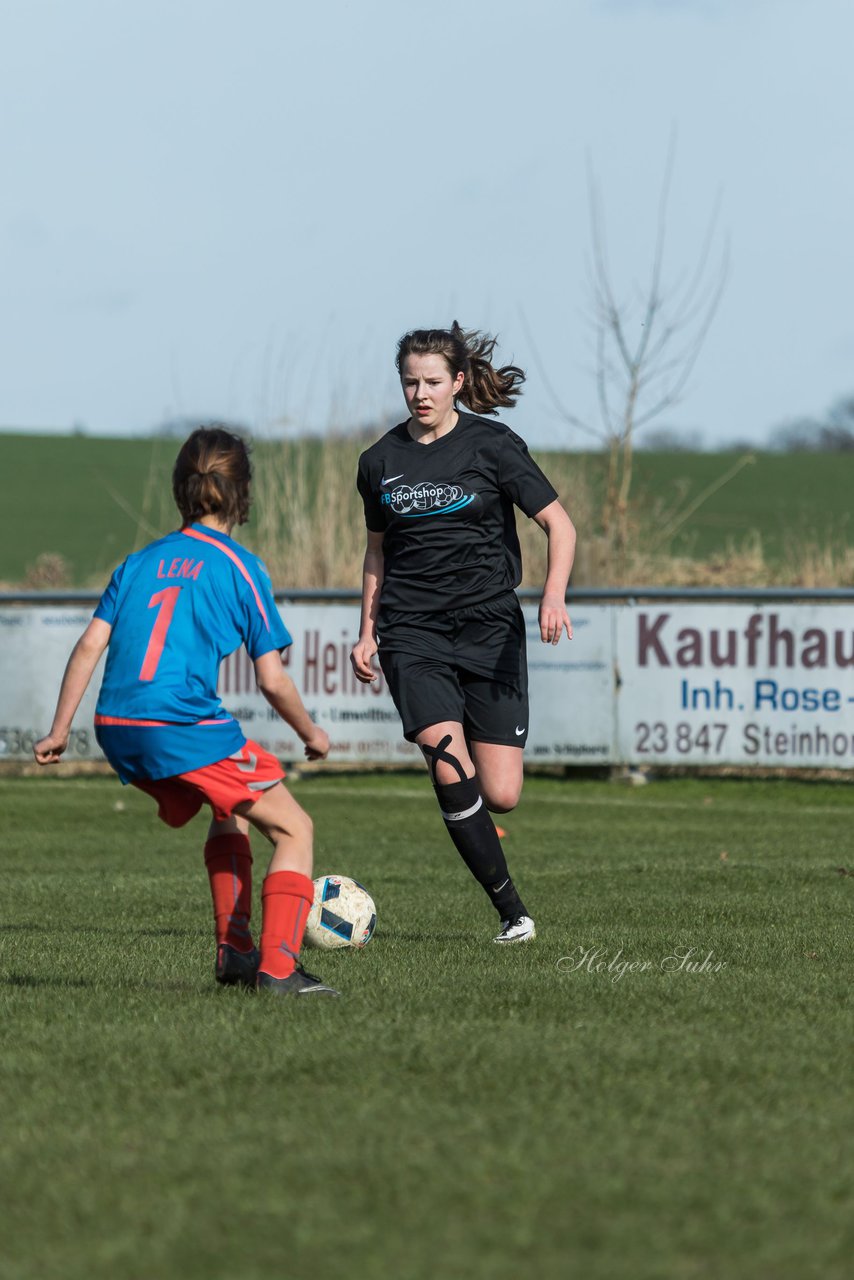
172, 427, 252, 527
395, 321, 525, 416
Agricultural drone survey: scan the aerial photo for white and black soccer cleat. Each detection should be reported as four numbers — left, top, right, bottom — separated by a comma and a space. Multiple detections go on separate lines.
493, 914, 537, 944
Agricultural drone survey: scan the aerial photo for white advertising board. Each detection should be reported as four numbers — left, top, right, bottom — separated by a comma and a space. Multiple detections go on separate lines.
3, 602, 853, 770
614, 604, 854, 767
0, 608, 106, 761
0, 604, 609, 766
524, 606, 613, 765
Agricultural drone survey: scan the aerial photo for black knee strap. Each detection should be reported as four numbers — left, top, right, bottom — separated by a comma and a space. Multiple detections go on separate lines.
421, 733, 468, 785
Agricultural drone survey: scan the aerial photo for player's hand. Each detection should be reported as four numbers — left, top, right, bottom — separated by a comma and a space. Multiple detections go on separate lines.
539, 594, 573, 645
303, 727, 330, 761
350, 636, 379, 683
33, 732, 69, 765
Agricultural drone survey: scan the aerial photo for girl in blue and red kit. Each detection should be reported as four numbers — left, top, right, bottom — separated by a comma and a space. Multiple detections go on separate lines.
34, 427, 337, 997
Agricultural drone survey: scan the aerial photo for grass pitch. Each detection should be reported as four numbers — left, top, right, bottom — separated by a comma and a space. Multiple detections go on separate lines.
1, 772, 852, 1279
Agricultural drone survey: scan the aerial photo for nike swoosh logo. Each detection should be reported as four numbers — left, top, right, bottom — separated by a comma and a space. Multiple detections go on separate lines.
514, 726, 526, 736
381, 474, 404, 486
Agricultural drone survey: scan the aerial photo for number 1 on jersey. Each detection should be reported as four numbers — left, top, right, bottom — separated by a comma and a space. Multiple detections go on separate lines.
140, 586, 182, 682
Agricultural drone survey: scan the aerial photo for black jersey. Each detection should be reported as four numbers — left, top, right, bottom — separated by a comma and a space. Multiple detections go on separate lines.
356, 412, 558, 613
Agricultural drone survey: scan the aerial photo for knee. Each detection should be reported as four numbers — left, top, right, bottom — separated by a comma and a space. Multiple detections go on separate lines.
430, 759, 473, 788
419, 736, 473, 788
481, 782, 522, 814
270, 805, 313, 847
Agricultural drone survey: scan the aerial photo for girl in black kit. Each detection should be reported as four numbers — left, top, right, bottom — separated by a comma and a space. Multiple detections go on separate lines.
351, 323, 576, 943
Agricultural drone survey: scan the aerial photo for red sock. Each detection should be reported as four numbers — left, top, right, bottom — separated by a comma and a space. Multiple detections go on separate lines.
259, 871, 314, 979
204, 834, 254, 954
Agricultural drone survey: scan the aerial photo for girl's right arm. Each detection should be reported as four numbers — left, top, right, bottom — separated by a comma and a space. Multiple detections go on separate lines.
253, 651, 330, 760
350, 530, 385, 684
34, 619, 113, 764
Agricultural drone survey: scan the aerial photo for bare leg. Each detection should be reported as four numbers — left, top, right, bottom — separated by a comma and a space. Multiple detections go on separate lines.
469, 741, 524, 813
207, 813, 250, 839
233, 782, 314, 877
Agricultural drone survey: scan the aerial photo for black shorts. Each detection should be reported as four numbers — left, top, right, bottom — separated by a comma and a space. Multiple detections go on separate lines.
377, 592, 529, 746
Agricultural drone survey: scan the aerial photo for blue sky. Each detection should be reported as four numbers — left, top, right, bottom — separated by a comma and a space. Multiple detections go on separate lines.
1, 0, 852, 447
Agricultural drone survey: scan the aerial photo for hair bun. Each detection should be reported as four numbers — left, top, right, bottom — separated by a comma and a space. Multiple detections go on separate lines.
172, 426, 253, 527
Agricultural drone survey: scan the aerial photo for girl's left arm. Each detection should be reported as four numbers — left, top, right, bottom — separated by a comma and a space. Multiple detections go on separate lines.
532, 499, 576, 645
33, 618, 112, 763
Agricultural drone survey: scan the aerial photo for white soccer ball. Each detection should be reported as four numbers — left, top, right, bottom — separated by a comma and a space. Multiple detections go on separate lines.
304, 875, 377, 950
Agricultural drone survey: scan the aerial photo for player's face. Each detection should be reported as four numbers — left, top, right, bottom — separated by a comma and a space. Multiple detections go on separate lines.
401, 354, 464, 430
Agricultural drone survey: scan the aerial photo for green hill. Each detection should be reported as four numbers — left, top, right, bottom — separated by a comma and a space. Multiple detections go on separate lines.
1, 434, 177, 587
626, 450, 853, 561
1, 433, 852, 587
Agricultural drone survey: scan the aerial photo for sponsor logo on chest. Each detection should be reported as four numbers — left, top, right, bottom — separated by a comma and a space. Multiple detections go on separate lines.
381, 480, 475, 518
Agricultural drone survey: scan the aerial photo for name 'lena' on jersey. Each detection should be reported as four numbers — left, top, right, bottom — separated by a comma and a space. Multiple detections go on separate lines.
156, 557, 204, 580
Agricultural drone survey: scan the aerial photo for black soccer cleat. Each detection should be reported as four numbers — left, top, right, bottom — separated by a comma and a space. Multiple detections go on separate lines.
216, 943, 260, 988
256, 962, 340, 997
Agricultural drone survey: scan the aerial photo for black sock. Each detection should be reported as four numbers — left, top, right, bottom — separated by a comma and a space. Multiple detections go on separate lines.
433, 776, 527, 920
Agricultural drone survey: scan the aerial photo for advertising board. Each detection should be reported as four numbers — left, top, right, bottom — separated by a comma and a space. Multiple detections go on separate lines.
2, 601, 852, 769
615, 604, 854, 768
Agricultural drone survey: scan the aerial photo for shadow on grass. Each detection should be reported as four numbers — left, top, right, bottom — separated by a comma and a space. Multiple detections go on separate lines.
0, 923, 202, 938
1, 972, 201, 994
2, 973, 92, 989
3, 922, 471, 943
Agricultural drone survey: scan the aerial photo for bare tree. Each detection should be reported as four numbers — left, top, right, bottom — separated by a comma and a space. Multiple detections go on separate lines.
525, 134, 732, 570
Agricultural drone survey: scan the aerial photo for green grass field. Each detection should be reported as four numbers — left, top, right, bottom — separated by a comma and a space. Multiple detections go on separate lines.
2, 432, 853, 585
1, 772, 852, 1279
0, 434, 178, 587
627, 450, 854, 561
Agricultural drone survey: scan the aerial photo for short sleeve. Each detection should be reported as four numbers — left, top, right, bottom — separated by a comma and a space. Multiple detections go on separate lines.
94, 562, 126, 625
243, 559, 293, 660
357, 456, 386, 533
498, 430, 559, 518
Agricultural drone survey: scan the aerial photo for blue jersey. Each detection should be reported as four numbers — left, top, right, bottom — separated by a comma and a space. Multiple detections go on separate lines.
93, 523, 291, 783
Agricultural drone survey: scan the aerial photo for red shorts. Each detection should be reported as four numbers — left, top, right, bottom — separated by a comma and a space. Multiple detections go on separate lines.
133, 741, 286, 828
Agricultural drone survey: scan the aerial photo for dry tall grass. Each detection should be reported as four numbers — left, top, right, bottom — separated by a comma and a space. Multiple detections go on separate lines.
512, 451, 854, 589
249, 436, 367, 588
239, 437, 854, 591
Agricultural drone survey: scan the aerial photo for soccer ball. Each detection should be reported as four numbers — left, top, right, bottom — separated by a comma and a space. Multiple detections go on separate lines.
304, 875, 377, 950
